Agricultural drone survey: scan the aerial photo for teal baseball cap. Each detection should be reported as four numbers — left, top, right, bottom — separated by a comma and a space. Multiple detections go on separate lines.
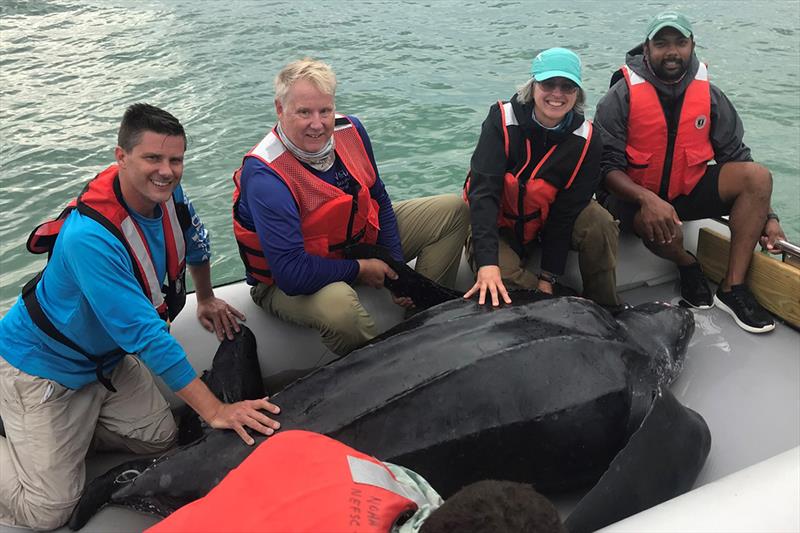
531, 47, 582, 88
646, 11, 693, 41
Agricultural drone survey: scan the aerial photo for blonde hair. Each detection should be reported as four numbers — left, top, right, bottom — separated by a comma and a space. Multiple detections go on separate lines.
516, 78, 585, 115
274, 57, 337, 105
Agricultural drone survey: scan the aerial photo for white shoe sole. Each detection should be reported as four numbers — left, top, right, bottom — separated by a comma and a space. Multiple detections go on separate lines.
681, 298, 714, 310
713, 295, 776, 333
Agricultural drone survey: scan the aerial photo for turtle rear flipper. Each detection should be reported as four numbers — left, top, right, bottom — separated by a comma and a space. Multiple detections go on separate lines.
68, 457, 154, 530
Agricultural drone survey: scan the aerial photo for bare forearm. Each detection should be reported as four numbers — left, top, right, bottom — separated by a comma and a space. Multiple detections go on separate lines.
175, 376, 282, 445
188, 262, 215, 301
176, 376, 223, 423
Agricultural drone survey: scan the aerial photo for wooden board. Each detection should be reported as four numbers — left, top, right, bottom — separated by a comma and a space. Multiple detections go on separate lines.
696, 227, 800, 328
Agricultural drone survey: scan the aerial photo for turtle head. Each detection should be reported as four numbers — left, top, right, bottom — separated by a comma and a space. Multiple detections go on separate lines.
615, 302, 695, 386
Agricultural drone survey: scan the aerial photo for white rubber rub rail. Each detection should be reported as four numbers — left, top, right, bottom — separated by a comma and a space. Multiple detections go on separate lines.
599, 446, 800, 532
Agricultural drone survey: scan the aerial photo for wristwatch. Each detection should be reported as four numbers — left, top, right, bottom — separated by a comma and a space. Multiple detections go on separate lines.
766, 212, 780, 223
538, 271, 557, 285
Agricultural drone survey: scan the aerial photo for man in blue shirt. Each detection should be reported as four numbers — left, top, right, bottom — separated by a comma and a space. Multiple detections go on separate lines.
233, 58, 469, 355
0, 104, 281, 530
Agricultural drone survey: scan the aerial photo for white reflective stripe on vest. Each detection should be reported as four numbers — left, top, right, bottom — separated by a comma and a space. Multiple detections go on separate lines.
334, 113, 353, 131
250, 131, 286, 164
502, 101, 519, 126
347, 455, 427, 508
695, 62, 708, 81
572, 120, 592, 140
625, 65, 647, 85
120, 216, 165, 308
163, 197, 185, 263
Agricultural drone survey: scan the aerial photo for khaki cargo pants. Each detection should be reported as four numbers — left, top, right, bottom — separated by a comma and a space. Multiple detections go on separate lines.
466, 200, 621, 307
251, 194, 470, 356
0, 355, 176, 530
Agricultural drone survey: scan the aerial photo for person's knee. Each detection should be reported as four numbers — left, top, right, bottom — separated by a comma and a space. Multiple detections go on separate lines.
575, 206, 619, 266
315, 283, 360, 320
578, 207, 618, 247
314, 284, 373, 345
95, 406, 177, 455
643, 232, 685, 259
250, 282, 272, 309
29, 509, 72, 531
440, 194, 470, 232
725, 162, 773, 200
631, 208, 648, 239
745, 163, 773, 197
14, 494, 75, 530
453, 195, 470, 224
134, 420, 177, 454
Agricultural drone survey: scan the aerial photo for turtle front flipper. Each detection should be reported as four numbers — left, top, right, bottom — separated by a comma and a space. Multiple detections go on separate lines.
565, 387, 711, 533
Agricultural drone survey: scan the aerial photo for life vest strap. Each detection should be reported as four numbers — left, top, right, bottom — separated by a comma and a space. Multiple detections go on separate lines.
328, 226, 367, 252
502, 210, 541, 223
22, 272, 121, 393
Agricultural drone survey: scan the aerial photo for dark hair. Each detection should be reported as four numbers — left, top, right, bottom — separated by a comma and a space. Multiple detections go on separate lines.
421, 480, 566, 533
117, 103, 186, 152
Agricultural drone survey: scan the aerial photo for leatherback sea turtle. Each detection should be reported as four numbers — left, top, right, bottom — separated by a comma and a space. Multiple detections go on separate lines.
69, 290, 710, 533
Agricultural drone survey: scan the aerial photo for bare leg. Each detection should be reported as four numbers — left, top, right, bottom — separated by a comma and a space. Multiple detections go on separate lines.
632, 214, 695, 266
716, 162, 772, 290
633, 207, 714, 308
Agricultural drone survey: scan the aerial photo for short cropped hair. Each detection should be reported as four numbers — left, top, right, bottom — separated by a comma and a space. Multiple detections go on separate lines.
274, 57, 337, 105
516, 78, 586, 116
421, 480, 567, 533
117, 103, 186, 152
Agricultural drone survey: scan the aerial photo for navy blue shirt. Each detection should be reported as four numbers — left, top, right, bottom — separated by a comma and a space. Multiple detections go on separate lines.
236, 116, 403, 295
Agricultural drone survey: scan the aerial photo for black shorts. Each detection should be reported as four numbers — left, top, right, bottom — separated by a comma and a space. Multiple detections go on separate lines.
602, 164, 732, 233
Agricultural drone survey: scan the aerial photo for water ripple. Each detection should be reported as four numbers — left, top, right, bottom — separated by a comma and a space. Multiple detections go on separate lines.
1, 0, 798, 313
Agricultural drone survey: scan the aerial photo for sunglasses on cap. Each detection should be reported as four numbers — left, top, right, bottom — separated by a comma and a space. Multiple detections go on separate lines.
536, 79, 579, 94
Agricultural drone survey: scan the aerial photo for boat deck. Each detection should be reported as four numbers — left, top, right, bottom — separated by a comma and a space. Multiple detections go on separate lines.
620, 280, 799, 487
3, 220, 798, 532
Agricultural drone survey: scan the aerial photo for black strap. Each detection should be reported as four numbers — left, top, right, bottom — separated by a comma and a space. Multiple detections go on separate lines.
327, 179, 367, 253
329, 226, 366, 252
174, 201, 192, 231
344, 180, 360, 245
502, 210, 541, 223
235, 244, 272, 278
515, 179, 527, 250
22, 272, 120, 392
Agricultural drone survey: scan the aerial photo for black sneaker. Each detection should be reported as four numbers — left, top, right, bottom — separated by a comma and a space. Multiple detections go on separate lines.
678, 261, 713, 309
714, 284, 776, 333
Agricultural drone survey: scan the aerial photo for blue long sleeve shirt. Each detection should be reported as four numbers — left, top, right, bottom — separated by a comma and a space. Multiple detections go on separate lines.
0, 185, 207, 391
236, 116, 403, 295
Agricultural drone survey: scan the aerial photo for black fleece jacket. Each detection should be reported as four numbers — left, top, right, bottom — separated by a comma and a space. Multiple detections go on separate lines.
594, 44, 752, 195
467, 94, 602, 275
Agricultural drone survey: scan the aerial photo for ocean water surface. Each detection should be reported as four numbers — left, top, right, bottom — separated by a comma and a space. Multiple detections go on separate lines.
1, 0, 799, 313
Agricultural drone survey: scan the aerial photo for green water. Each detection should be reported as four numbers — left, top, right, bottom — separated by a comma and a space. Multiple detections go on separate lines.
2, 0, 799, 313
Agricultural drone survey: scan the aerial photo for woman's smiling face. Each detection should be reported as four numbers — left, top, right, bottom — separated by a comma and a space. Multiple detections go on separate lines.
532, 77, 578, 128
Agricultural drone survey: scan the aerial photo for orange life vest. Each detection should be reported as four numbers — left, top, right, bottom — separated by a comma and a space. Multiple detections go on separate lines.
232, 116, 380, 285
23, 163, 188, 390
622, 63, 714, 200
146, 430, 423, 533
464, 100, 593, 246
